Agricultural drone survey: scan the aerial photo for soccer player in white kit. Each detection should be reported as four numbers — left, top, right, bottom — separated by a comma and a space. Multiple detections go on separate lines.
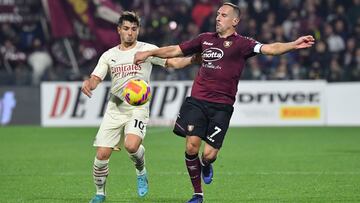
82, 11, 196, 203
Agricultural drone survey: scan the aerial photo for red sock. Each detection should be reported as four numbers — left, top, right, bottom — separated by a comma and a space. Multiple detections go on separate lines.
185, 153, 202, 194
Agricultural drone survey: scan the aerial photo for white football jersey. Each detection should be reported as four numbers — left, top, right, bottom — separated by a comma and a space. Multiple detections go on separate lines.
92, 41, 166, 99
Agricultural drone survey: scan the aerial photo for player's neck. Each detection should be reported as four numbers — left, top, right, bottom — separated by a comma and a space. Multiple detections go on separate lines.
119, 41, 137, 51
218, 30, 236, 38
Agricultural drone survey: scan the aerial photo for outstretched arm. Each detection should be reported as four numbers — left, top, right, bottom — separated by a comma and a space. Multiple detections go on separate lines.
81, 75, 102, 98
261, 35, 315, 55
134, 45, 183, 64
166, 53, 202, 69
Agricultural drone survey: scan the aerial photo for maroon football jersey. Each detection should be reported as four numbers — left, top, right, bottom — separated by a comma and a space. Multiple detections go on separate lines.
179, 32, 261, 105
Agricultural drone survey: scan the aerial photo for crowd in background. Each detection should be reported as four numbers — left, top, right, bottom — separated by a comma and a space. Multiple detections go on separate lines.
0, 0, 359, 86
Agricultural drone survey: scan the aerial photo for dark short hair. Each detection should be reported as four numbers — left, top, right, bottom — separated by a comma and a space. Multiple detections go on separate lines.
222, 2, 241, 18
118, 11, 140, 27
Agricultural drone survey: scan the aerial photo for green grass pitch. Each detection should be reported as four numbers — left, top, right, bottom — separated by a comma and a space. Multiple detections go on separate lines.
0, 127, 360, 203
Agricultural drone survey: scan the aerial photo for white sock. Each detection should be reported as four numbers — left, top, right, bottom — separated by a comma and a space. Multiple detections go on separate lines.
128, 145, 146, 175
93, 158, 109, 196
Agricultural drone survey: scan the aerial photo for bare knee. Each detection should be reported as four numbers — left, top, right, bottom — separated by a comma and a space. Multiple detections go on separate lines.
203, 145, 218, 161
186, 141, 201, 155
96, 147, 112, 160
124, 141, 140, 153
124, 134, 142, 153
202, 150, 217, 161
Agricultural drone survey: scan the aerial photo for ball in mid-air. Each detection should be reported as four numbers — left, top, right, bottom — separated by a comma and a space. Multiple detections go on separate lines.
122, 79, 151, 106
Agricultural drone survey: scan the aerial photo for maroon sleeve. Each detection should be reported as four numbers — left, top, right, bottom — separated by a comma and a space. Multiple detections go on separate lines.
240, 36, 261, 58
179, 34, 203, 56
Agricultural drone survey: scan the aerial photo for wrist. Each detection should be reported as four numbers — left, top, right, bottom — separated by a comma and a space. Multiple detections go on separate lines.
289, 41, 297, 50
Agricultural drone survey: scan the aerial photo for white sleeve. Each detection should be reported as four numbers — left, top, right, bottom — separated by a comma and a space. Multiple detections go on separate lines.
253, 43, 263, 53
148, 56, 167, 67
91, 53, 108, 80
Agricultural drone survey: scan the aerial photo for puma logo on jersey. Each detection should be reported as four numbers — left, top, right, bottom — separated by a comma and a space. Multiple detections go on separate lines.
203, 41, 213, 45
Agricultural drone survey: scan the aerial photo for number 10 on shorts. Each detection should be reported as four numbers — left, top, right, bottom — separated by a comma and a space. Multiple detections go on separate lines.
134, 119, 145, 130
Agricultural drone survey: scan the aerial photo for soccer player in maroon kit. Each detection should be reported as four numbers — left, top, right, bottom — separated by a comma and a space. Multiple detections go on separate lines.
135, 2, 315, 203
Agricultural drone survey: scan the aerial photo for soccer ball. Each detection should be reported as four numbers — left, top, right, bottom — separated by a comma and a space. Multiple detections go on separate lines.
122, 79, 151, 106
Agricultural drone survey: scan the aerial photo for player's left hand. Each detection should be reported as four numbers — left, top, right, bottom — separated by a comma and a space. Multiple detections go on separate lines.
134, 51, 149, 65
294, 35, 315, 49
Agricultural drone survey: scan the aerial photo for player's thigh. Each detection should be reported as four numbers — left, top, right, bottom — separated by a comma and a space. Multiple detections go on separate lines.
173, 97, 208, 138
124, 108, 149, 140
205, 107, 233, 149
94, 102, 126, 148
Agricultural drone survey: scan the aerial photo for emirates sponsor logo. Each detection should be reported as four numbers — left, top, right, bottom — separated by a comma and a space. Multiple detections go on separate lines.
202, 48, 224, 62
111, 64, 141, 78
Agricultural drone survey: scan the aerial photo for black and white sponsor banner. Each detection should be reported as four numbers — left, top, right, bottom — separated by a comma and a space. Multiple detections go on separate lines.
233, 81, 326, 126
41, 81, 328, 127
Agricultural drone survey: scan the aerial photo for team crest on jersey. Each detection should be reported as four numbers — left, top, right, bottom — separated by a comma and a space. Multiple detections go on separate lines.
187, 125, 194, 132
223, 41, 232, 48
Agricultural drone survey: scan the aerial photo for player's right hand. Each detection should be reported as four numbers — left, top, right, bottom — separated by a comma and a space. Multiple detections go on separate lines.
81, 79, 92, 98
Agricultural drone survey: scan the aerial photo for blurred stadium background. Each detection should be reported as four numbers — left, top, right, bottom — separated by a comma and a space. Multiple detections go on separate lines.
1, 0, 360, 202
1, 0, 360, 84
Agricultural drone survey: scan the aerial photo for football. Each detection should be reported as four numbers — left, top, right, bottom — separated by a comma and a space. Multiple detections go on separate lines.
122, 79, 151, 106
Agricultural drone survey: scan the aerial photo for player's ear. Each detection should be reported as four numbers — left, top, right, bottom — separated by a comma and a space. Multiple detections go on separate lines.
233, 17, 240, 27
117, 26, 121, 34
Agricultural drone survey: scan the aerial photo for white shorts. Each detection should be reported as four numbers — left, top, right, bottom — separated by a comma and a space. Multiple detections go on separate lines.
93, 95, 149, 148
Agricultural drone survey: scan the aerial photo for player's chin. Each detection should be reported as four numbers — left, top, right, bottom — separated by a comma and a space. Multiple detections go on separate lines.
125, 38, 135, 43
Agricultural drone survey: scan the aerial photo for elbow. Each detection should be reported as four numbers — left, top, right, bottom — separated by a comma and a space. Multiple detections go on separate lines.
266, 51, 277, 56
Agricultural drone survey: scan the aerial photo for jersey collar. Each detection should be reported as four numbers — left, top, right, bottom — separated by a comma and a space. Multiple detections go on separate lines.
217, 32, 238, 39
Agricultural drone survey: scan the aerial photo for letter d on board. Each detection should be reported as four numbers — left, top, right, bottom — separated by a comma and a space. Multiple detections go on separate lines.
50, 86, 71, 118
